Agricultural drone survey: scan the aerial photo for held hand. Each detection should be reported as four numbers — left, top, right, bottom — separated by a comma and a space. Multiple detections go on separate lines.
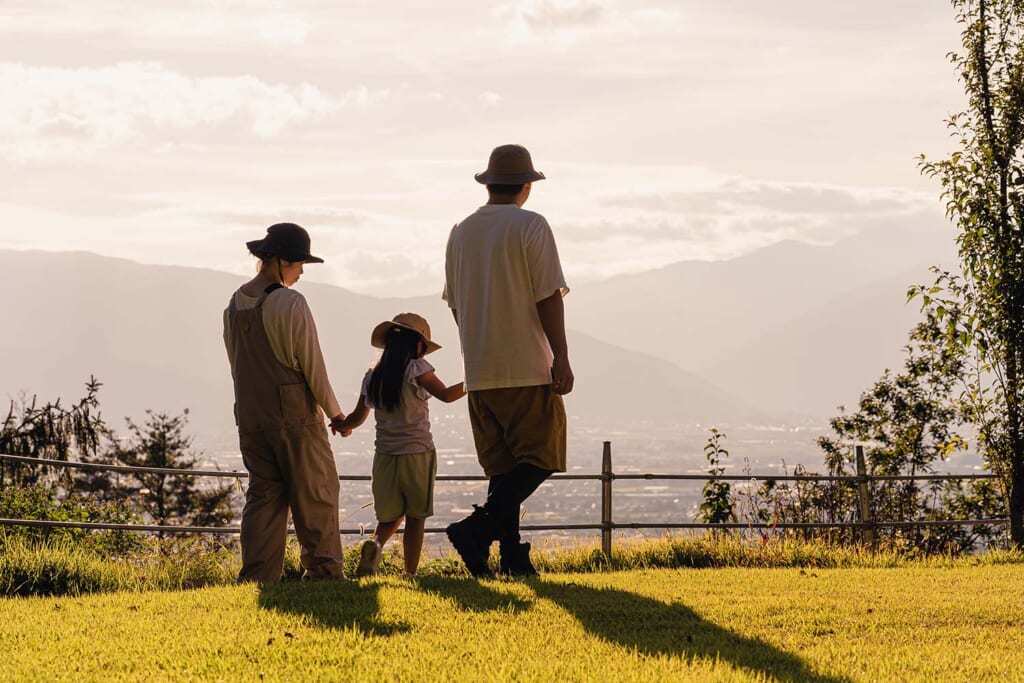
329, 413, 347, 436
551, 356, 574, 395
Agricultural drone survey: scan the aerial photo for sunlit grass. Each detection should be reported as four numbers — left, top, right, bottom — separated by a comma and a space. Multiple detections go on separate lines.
3, 531, 1023, 597
2, 564, 1023, 682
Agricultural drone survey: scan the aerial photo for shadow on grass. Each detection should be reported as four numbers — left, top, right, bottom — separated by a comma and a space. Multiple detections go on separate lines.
258, 580, 411, 637
531, 579, 850, 683
416, 575, 533, 614
257, 577, 532, 635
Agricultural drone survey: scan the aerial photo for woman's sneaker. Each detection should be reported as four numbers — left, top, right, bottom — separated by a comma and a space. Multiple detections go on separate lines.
356, 539, 382, 577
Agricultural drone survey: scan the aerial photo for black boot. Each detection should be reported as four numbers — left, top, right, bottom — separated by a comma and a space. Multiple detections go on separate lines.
499, 541, 539, 577
446, 505, 496, 578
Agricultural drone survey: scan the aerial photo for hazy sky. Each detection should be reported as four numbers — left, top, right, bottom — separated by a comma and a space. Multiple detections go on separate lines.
1, 0, 963, 296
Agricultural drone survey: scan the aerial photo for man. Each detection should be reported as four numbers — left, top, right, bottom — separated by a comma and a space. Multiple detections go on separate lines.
443, 144, 574, 578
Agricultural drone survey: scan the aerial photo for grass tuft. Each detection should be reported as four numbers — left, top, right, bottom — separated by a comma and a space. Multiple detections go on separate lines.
2, 531, 1023, 598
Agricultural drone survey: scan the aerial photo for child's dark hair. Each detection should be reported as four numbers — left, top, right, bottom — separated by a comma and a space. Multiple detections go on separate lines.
367, 327, 423, 411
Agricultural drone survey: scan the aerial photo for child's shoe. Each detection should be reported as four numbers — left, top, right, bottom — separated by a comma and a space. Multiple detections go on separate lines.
355, 539, 382, 577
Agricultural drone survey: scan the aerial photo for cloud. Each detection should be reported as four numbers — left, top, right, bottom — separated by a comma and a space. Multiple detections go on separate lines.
603, 180, 933, 217
334, 250, 442, 297
479, 91, 502, 107
0, 62, 388, 161
518, 0, 605, 29
494, 0, 608, 45
1, 1, 314, 46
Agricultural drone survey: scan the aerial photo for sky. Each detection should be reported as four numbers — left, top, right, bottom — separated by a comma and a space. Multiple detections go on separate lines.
0, 0, 965, 297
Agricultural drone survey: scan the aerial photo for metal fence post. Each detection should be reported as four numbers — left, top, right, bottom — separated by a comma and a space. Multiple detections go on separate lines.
855, 445, 876, 548
601, 441, 613, 563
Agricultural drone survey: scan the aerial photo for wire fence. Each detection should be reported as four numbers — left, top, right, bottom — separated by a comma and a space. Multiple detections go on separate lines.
0, 444, 1008, 559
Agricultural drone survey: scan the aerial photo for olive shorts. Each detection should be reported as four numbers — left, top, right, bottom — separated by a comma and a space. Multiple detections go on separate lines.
371, 449, 436, 522
468, 385, 567, 477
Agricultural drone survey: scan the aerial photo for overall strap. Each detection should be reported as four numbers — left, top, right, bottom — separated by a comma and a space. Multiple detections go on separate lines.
255, 283, 285, 308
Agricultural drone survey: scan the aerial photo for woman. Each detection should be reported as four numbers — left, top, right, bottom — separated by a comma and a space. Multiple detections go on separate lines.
223, 222, 346, 582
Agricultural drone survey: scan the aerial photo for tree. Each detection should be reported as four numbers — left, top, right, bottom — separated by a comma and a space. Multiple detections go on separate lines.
698, 429, 736, 526
916, 0, 1024, 545
103, 410, 236, 532
818, 318, 968, 530
0, 377, 109, 489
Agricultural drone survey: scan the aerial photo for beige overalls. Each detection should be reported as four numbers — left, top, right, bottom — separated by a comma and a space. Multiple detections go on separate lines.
227, 287, 345, 582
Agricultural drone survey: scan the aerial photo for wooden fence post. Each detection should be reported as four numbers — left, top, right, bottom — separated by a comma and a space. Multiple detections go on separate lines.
601, 441, 613, 563
855, 445, 876, 548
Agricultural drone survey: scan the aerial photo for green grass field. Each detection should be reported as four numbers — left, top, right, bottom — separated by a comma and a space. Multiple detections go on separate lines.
3, 563, 1023, 682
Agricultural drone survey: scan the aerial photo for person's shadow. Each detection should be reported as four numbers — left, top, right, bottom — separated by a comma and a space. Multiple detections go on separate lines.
259, 576, 848, 682
257, 577, 532, 635
529, 579, 850, 683
258, 580, 410, 637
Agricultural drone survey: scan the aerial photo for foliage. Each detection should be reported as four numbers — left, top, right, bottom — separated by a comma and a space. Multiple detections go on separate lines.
0, 377, 109, 488
914, 0, 1024, 545
698, 428, 736, 526
1, 382, 238, 549
0, 485, 141, 556
92, 410, 238, 532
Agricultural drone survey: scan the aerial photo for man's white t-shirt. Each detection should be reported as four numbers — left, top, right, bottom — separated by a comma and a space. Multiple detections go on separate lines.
443, 204, 569, 392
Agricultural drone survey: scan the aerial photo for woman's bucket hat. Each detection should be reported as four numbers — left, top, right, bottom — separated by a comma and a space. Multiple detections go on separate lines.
371, 313, 442, 355
246, 223, 324, 264
474, 144, 546, 185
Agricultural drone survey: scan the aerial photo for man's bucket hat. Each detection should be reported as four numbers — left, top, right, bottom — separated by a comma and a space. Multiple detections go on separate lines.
246, 223, 324, 264
474, 144, 546, 185
371, 313, 442, 355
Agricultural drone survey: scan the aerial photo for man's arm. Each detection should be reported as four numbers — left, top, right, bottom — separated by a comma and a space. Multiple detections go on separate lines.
536, 291, 573, 395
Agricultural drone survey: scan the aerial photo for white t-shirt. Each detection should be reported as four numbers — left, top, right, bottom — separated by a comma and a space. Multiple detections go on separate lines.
223, 287, 342, 419
361, 358, 435, 455
443, 204, 569, 391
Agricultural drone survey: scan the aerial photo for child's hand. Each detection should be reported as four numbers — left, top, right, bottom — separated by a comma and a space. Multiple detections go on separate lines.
329, 413, 347, 435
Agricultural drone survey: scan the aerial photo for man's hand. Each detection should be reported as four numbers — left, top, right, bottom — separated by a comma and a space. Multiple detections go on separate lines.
551, 355, 574, 395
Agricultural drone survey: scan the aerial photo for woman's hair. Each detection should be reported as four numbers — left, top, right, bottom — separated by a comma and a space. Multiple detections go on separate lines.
367, 327, 423, 411
253, 253, 284, 282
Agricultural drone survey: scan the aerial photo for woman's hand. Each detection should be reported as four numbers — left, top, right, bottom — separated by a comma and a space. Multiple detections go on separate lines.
329, 413, 347, 435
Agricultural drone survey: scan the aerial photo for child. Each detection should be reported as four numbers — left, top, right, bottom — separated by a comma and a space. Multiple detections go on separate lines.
334, 312, 465, 578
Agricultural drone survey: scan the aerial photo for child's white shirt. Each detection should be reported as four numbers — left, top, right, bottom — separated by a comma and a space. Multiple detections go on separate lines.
361, 358, 435, 455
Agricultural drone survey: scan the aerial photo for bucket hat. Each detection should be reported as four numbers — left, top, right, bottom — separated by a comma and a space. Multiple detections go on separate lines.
246, 223, 324, 264
371, 313, 441, 355
474, 144, 546, 185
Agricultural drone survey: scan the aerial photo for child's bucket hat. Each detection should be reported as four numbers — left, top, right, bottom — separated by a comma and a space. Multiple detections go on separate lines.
246, 223, 324, 264
474, 144, 546, 185
371, 313, 441, 355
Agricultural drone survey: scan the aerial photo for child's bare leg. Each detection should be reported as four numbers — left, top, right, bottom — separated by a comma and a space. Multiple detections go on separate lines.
402, 516, 426, 575
375, 517, 404, 547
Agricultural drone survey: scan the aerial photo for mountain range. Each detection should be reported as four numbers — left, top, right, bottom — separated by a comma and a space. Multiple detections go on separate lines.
0, 227, 956, 450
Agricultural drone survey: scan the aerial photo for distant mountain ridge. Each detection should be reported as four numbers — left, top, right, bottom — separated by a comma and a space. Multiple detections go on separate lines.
0, 250, 753, 450
568, 226, 957, 418
0, 228, 957, 450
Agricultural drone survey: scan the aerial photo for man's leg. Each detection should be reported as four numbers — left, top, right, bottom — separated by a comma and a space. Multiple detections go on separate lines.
485, 464, 552, 547
446, 392, 513, 578
492, 386, 566, 575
